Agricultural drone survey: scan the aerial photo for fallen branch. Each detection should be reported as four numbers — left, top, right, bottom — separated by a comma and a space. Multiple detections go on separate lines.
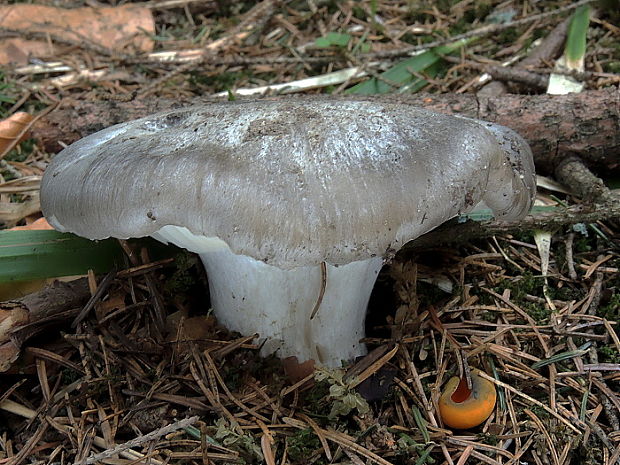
33, 88, 619, 175
407, 196, 620, 251
477, 16, 570, 97
555, 155, 613, 203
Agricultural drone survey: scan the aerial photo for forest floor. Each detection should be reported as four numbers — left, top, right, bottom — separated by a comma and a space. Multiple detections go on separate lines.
0, 1, 619, 464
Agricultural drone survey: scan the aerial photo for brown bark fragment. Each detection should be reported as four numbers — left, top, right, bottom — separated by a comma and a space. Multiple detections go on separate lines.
33, 88, 620, 175
19, 278, 90, 321
0, 278, 90, 372
555, 155, 612, 203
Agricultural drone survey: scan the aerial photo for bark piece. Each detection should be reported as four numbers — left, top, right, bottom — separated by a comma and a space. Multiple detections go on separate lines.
555, 155, 613, 203
32, 88, 620, 175
0, 278, 90, 372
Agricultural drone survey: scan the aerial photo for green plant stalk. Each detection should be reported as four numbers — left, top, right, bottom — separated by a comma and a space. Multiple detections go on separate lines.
565, 5, 590, 69
315, 32, 351, 48
346, 38, 474, 95
459, 205, 559, 222
414, 446, 435, 465
531, 342, 592, 370
579, 388, 589, 422
412, 406, 430, 444
488, 357, 506, 411
0, 230, 125, 283
397, 61, 443, 94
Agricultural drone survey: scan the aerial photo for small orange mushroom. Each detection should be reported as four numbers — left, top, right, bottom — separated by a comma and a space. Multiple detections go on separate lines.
438, 369, 496, 429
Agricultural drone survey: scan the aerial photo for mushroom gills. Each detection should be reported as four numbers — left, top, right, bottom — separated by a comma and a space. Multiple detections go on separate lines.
152, 224, 383, 367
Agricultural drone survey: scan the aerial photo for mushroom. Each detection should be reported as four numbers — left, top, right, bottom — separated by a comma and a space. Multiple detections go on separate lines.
438, 369, 497, 429
40, 98, 535, 367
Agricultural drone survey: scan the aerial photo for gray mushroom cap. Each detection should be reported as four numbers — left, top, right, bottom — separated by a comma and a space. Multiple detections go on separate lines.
41, 98, 535, 268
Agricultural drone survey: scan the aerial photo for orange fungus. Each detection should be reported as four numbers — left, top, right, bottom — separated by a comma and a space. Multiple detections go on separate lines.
438, 369, 497, 429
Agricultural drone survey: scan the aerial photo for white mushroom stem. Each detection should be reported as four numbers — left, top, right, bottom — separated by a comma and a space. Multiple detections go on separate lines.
152, 226, 383, 367
201, 249, 382, 366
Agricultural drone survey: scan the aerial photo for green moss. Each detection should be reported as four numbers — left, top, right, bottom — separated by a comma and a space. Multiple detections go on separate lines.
599, 345, 620, 364
61, 366, 83, 385
352, 5, 366, 20
496, 27, 519, 44
597, 0, 620, 23
0, 72, 16, 117
511, 231, 535, 244
573, 434, 605, 465
527, 404, 550, 420
4, 138, 36, 164
600, 291, 620, 321
220, 353, 281, 392
417, 280, 452, 308
573, 235, 592, 253
189, 69, 255, 92
164, 251, 200, 296
491, 271, 569, 323
303, 378, 331, 415
473, 2, 493, 21
525, 302, 551, 323
542, 278, 585, 302
452, 4, 493, 35
605, 62, 620, 73
498, 271, 541, 301
481, 310, 499, 322
287, 429, 322, 463
477, 432, 499, 446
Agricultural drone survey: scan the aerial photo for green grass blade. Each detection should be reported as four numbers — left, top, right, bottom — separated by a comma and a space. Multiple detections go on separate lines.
412, 406, 430, 444
396, 61, 443, 94
458, 205, 559, 222
315, 32, 351, 48
346, 38, 472, 95
565, 5, 590, 68
0, 230, 125, 282
414, 446, 434, 465
488, 356, 505, 411
579, 387, 589, 422
531, 342, 592, 370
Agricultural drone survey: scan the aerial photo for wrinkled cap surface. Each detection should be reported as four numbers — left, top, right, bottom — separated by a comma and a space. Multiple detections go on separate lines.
41, 98, 535, 268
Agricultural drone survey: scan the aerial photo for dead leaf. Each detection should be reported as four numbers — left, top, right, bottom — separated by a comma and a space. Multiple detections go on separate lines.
0, 4, 155, 65
0, 104, 57, 160
0, 112, 34, 156
0, 195, 40, 226
282, 356, 315, 384
8, 217, 52, 231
